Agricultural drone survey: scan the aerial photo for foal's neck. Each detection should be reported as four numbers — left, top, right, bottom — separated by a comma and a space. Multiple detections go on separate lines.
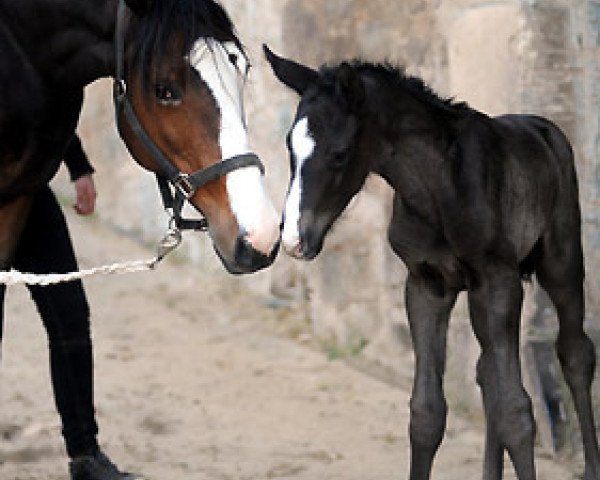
362, 73, 469, 192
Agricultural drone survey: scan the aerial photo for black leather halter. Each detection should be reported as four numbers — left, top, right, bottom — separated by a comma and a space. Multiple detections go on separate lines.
112, 0, 264, 231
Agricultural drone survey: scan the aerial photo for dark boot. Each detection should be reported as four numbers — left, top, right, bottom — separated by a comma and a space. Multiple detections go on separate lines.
69, 449, 143, 480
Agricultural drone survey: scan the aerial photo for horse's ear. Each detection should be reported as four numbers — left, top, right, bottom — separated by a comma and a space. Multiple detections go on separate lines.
263, 44, 319, 96
124, 0, 152, 16
336, 62, 365, 112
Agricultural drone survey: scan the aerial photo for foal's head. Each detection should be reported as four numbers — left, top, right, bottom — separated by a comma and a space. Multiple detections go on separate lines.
118, 0, 279, 274
264, 46, 369, 260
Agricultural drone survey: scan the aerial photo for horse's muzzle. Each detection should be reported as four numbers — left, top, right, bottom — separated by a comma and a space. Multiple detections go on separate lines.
228, 234, 279, 274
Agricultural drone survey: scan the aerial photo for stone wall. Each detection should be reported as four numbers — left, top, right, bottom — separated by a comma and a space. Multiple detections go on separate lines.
59, 0, 600, 454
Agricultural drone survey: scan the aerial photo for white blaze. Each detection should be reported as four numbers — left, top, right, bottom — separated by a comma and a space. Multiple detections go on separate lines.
282, 117, 315, 253
189, 39, 248, 159
189, 39, 279, 255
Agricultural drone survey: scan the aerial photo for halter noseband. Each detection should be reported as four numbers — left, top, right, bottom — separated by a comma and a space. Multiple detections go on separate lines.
112, 0, 264, 232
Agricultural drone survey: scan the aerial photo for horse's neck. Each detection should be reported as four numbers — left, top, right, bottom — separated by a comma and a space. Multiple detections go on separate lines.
1, 0, 119, 90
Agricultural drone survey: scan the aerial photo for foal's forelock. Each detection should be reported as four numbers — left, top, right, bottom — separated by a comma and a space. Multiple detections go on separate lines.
188, 38, 279, 256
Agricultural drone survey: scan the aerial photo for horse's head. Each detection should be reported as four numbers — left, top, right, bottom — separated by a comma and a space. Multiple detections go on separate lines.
117, 0, 280, 274
264, 46, 368, 260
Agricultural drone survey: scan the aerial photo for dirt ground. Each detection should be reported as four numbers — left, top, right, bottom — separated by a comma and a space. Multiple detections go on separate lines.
0, 207, 582, 480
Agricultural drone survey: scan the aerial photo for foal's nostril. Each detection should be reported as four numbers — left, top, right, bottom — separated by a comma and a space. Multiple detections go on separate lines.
297, 228, 323, 261
283, 241, 303, 259
234, 235, 276, 272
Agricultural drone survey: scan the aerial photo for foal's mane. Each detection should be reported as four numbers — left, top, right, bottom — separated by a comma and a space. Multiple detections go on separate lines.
130, 0, 244, 78
323, 61, 471, 115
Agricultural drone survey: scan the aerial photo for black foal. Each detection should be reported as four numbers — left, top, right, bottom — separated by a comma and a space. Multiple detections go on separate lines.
265, 45, 599, 480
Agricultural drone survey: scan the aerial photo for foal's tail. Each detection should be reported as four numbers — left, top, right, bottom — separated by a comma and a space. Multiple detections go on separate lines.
540, 118, 576, 170
526, 115, 580, 203
529, 115, 584, 277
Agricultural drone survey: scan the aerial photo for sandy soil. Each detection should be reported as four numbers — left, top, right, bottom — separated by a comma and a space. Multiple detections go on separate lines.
0, 207, 581, 480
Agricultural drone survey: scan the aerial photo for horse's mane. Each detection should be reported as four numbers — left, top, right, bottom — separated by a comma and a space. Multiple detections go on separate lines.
130, 0, 244, 78
321, 61, 471, 115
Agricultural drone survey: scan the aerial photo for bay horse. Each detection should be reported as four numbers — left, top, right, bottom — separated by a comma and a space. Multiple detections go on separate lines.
0, 0, 280, 277
264, 45, 600, 480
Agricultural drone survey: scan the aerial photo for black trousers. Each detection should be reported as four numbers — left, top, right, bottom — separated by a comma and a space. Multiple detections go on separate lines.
0, 186, 98, 458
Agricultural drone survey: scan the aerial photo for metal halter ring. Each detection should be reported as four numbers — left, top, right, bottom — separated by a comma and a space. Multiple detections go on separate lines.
113, 79, 127, 103
172, 174, 195, 200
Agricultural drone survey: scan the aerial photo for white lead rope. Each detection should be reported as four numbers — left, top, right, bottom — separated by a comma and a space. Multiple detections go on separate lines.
0, 258, 159, 286
0, 225, 183, 287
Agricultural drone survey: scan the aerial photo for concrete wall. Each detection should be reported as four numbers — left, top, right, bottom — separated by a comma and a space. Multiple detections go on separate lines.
59, 0, 600, 454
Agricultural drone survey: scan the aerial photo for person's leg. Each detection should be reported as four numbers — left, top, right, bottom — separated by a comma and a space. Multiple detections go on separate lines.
13, 187, 142, 479
12, 186, 99, 458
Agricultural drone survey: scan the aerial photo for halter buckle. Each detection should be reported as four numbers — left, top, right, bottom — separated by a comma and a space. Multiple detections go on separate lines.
173, 174, 195, 200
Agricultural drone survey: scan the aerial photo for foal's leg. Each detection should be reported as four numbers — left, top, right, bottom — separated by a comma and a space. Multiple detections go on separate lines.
468, 260, 535, 480
537, 235, 600, 480
405, 273, 457, 480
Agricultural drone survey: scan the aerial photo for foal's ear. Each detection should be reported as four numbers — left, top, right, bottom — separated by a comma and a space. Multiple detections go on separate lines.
336, 62, 365, 112
263, 44, 319, 95
124, 0, 153, 16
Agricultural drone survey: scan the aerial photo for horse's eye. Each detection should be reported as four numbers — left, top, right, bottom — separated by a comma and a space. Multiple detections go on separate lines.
228, 53, 238, 65
155, 84, 182, 106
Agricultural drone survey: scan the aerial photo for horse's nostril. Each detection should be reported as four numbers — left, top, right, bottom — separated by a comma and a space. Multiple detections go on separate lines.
234, 235, 275, 272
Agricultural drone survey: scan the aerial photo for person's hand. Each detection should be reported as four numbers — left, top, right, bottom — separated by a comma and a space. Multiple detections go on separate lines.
73, 174, 97, 215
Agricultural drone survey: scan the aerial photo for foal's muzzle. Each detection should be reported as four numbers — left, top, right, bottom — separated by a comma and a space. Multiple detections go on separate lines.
283, 230, 322, 261
282, 212, 326, 261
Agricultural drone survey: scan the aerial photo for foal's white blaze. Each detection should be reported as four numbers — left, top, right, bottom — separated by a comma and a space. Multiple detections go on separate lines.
283, 117, 315, 256
189, 39, 279, 255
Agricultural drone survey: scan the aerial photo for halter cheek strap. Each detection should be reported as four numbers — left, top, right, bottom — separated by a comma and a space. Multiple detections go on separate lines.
112, 0, 265, 232
154, 153, 264, 232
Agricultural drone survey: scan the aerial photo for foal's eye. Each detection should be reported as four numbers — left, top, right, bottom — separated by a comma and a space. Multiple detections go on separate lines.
155, 84, 182, 106
330, 152, 348, 170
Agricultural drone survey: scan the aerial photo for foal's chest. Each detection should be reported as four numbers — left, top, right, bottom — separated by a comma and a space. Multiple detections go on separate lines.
387, 197, 467, 290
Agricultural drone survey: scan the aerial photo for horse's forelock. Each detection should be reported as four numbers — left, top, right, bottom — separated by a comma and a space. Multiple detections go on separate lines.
129, 0, 244, 87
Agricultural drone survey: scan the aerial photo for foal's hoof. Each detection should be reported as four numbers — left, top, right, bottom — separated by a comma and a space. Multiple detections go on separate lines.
69, 449, 145, 480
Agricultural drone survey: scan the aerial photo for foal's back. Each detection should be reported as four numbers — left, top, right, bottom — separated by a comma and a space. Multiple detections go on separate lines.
443, 111, 579, 266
